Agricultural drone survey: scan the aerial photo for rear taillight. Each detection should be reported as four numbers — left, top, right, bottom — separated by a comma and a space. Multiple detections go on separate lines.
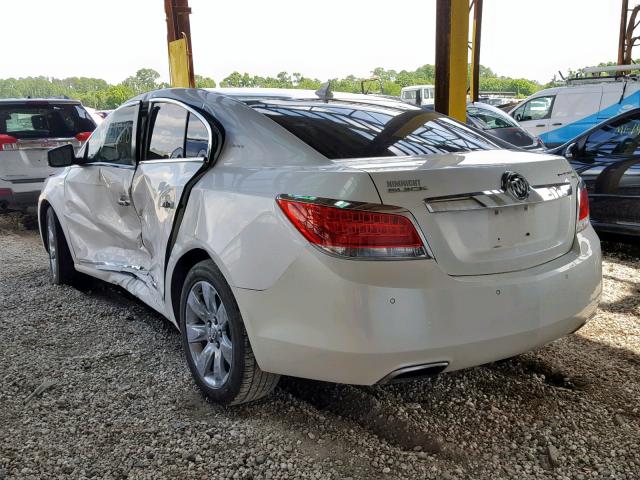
75, 132, 92, 142
577, 181, 590, 232
0, 188, 12, 197
277, 196, 428, 259
0, 134, 17, 151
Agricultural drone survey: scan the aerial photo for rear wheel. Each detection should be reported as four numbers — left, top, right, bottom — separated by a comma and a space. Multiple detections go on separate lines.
180, 260, 279, 405
45, 207, 76, 285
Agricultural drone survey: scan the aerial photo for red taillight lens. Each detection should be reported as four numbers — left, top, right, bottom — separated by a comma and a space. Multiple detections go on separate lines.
0, 188, 12, 197
0, 134, 17, 151
577, 181, 590, 232
75, 132, 92, 142
277, 197, 428, 259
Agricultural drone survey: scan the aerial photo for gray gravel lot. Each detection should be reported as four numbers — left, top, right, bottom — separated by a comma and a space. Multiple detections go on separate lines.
1, 214, 639, 480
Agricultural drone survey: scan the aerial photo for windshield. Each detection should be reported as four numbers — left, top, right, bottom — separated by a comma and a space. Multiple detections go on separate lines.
0, 103, 96, 139
244, 98, 499, 159
467, 105, 519, 131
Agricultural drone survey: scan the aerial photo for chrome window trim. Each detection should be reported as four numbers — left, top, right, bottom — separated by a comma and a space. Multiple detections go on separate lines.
139, 157, 206, 165
72, 162, 135, 170
147, 97, 213, 161
424, 183, 572, 213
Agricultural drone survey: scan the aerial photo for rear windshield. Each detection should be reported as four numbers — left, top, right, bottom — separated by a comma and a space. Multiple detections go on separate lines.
467, 105, 519, 130
0, 103, 96, 139
244, 98, 498, 159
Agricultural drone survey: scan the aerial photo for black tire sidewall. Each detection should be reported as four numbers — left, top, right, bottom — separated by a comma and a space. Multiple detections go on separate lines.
46, 208, 61, 284
179, 260, 246, 404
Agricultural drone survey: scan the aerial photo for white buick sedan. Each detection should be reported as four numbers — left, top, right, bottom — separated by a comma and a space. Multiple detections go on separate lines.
39, 88, 602, 405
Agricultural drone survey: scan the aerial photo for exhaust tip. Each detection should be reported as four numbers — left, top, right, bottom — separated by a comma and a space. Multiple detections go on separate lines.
377, 361, 449, 385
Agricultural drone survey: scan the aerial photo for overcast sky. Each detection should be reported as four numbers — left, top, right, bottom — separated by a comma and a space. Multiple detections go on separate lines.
2, 0, 621, 84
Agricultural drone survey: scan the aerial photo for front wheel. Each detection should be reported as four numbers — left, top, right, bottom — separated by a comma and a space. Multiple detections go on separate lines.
45, 207, 76, 285
179, 260, 279, 405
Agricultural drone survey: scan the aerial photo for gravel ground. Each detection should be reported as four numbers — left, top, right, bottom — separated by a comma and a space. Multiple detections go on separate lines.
1, 214, 639, 480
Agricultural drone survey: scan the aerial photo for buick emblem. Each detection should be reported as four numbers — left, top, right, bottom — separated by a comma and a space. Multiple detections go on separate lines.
501, 171, 530, 201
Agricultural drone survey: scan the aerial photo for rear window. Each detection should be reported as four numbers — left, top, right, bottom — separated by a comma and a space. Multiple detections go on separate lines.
0, 103, 96, 139
467, 105, 519, 130
245, 99, 498, 159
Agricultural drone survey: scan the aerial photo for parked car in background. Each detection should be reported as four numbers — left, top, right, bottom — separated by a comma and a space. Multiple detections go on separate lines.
95, 109, 113, 119
548, 107, 640, 237
509, 74, 640, 148
40, 88, 601, 405
467, 102, 544, 150
0, 99, 95, 213
420, 102, 544, 150
400, 85, 435, 106
84, 107, 105, 126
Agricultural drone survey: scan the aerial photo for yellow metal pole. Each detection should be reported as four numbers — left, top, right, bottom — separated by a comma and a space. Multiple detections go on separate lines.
435, 0, 469, 122
448, 0, 469, 122
470, 0, 483, 103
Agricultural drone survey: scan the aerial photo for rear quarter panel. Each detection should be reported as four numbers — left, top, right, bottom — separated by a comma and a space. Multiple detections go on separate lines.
165, 95, 382, 320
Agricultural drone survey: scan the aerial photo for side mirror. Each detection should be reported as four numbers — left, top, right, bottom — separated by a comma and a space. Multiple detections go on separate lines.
48, 144, 78, 168
514, 113, 522, 121
564, 142, 578, 159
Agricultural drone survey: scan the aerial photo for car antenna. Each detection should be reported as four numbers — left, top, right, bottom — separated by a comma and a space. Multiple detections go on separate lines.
315, 82, 333, 102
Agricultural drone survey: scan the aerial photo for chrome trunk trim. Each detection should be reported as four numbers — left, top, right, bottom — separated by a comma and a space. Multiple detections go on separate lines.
424, 183, 572, 213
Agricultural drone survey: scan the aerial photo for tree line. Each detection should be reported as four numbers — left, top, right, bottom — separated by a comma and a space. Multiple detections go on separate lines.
0, 64, 552, 110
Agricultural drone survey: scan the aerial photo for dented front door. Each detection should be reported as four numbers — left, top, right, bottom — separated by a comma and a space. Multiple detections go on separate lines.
63, 103, 151, 283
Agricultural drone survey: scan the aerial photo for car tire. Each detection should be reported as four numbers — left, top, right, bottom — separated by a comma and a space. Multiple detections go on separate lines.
45, 207, 76, 285
180, 259, 280, 405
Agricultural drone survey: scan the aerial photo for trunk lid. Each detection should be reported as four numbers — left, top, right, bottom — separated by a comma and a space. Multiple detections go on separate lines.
335, 150, 579, 275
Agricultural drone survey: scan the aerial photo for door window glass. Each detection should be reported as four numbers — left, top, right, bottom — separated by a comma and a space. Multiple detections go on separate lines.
147, 103, 188, 160
403, 90, 417, 101
513, 96, 554, 122
85, 104, 137, 165
185, 114, 209, 157
551, 91, 601, 120
584, 115, 640, 156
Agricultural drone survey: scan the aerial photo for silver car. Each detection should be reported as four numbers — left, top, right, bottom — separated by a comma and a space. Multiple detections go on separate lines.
0, 99, 95, 212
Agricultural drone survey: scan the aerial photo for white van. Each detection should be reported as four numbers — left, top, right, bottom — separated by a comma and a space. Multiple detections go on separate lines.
510, 77, 640, 147
400, 85, 435, 106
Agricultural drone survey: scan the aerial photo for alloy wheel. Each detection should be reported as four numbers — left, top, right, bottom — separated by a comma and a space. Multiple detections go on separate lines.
47, 214, 57, 279
185, 280, 233, 389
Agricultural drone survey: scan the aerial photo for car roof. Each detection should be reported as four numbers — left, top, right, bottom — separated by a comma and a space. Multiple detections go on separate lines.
206, 88, 419, 109
468, 101, 511, 115
0, 98, 82, 105
400, 85, 435, 90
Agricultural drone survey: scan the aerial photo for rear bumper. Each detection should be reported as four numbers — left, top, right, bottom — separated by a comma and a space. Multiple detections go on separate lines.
234, 227, 602, 385
0, 186, 41, 212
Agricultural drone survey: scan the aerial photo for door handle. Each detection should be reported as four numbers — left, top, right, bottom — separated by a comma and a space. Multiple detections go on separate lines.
535, 124, 545, 128
117, 196, 131, 207
552, 122, 563, 126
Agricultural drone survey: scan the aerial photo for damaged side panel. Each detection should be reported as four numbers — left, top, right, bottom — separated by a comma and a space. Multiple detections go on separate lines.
131, 159, 203, 302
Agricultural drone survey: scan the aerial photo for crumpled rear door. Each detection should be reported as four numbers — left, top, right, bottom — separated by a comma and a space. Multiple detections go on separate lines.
131, 101, 211, 301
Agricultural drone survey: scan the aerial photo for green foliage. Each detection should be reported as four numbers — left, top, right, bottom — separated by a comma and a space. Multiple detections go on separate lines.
0, 63, 550, 110
195, 75, 216, 88
122, 68, 161, 94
